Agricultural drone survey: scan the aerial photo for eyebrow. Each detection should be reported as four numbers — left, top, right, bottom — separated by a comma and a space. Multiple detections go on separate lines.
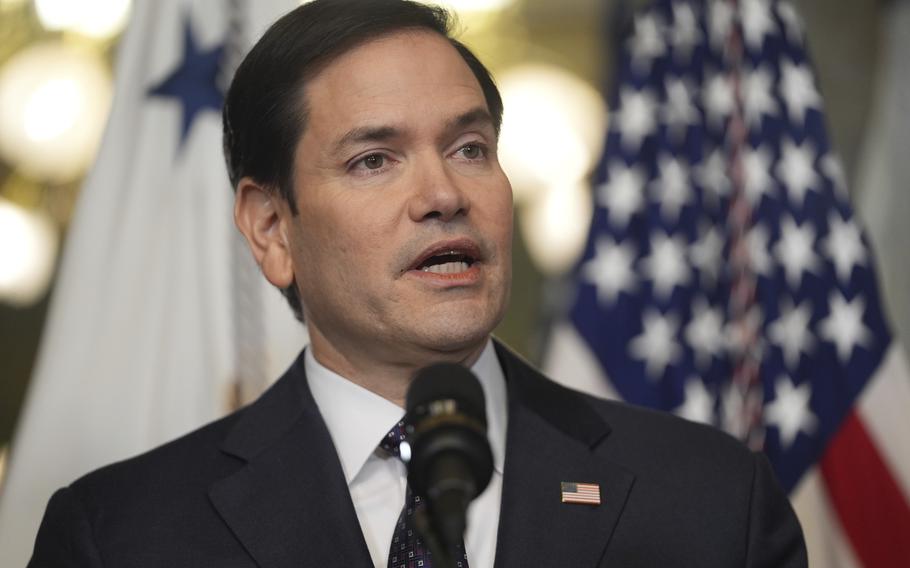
444, 107, 496, 135
332, 125, 402, 156
331, 107, 496, 156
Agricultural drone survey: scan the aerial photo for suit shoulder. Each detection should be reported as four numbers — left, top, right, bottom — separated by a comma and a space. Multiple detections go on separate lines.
495, 341, 753, 466
67, 356, 308, 504
69, 408, 245, 500
592, 394, 745, 449
583, 393, 757, 476
496, 342, 756, 478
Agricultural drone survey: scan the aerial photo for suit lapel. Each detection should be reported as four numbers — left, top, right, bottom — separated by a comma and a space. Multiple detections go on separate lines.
208, 355, 372, 568
205, 344, 633, 567
493, 343, 635, 568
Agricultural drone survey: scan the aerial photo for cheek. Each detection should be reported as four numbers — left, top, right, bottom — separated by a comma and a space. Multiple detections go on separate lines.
486, 187, 515, 252
288, 211, 345, 285
313, 206, 401, 279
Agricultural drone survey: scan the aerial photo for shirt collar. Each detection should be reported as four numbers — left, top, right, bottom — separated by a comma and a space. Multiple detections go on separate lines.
306, 339, 508, 485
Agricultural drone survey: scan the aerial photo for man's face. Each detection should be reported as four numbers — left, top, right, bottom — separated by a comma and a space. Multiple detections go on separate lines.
286, 31, 512, 364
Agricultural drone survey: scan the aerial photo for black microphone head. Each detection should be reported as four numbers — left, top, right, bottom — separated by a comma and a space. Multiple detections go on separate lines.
406, 363, 487, 425
404, 362, 494, 550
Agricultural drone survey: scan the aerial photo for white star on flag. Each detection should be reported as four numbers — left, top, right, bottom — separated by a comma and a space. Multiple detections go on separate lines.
820, 292, 873, 363
822, 212, 867, 283
616, 86, 659, 152
747, 223, 774, 277
597, 160, 646, 229
707, 0, 733, 48
675, 376, 715, 424
765, 375, 818, 449
780, 59, 823, 125
703, 72, 734, 131
629, 309, 682, 380
776, 138, 821, 207
776, 1, 804, 44
741, 0, 776, 51
651, 154, 693, 223
695, 148, 730, 207
768, 299, 816, 369
641, 231, 692, 300
669, 2, 701, 64
722, 306, 765, 359
742, 145, 776, 205
662, 77, 699, 142
686, 297, 725, 370
581, 236, 638, 306
627, 12, 666, 74
742, 66, 779, 130
774, 215, 821, 289
820, 153, 848, 197
690, 224, 724, 286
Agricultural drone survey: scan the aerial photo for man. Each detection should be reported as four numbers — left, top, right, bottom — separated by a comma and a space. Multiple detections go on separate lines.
30, 1, 807, 566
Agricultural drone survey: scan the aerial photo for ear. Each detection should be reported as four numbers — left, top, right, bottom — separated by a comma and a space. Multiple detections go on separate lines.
234, 177, 295, 288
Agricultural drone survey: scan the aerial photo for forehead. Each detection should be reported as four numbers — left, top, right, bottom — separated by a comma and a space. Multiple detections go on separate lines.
301, 30, 488, 138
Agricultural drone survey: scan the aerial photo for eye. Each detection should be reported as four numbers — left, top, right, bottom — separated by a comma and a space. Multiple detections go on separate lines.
456, 143, 486, 161
362, 154, 385, 169
349, 152, 395, 176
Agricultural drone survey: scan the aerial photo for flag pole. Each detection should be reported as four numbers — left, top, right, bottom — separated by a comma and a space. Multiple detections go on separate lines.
223, 0, 268, 411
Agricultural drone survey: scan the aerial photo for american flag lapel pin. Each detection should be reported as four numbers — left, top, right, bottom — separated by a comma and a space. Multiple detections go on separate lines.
561, 481, 601, 505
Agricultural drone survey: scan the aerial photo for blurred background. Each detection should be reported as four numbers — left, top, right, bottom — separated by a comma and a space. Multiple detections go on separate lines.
1, 0, 907, 565
0, 0, 894, 471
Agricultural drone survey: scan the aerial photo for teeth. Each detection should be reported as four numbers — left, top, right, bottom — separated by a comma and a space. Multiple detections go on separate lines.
423, 261, 470, 274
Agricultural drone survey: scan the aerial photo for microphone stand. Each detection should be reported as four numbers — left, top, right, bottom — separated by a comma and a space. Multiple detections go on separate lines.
413, 506, 456, 568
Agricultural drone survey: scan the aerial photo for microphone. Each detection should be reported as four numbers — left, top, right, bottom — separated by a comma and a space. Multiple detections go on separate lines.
403, 363, 494, 560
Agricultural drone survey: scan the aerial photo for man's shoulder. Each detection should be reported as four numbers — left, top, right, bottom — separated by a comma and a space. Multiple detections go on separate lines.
496, 341, 758, 482
69, 408, 246, 503
585, 393, 755, 472
70, 354, 308, 500
575, 393, 779, 531
30, 355, 324, 565
499, 344, 750, 457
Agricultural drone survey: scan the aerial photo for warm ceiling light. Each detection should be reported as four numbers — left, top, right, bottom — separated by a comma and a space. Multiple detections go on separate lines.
23, 78, 82, 142
0, 42, 112, 183
520, 180, 592, 275
35, 0, 131, 39
0, 198, 58, 306
498, 64, 607, 203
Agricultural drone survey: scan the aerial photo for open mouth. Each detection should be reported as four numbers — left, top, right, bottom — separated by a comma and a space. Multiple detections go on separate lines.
408, 240, 482, 276
416, 251, 477, 274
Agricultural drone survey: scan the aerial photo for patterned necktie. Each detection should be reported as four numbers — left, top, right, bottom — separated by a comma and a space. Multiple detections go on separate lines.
380, 420, 469, 568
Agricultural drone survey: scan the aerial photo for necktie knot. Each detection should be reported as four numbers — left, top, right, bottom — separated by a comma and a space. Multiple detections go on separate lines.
379, 419, 407, 458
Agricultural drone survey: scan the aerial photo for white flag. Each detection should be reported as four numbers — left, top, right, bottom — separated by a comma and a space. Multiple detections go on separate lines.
0, 1, 304, 565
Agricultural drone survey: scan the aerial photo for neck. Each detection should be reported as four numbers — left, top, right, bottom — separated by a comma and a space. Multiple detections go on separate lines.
305, 329, 489, 408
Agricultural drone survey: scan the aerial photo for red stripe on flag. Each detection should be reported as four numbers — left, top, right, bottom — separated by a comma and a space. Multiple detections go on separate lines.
820, 410, 910, 567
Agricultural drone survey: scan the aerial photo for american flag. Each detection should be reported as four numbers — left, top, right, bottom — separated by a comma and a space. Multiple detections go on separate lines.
545, 0, 910, 565
561, 482, 602, 505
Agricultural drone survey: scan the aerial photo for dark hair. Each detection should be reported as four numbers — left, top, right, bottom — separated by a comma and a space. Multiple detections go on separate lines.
223, 0, 504, 322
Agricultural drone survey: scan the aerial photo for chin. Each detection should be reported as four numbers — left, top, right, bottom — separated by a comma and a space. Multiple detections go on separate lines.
408, 304, 504, 355
427, 332, 489, 355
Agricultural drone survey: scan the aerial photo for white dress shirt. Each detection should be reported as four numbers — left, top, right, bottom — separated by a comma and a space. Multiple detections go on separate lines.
306, 340, 507, 568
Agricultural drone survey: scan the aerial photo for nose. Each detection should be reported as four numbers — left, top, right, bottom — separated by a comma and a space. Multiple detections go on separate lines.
407, 154, 470, 223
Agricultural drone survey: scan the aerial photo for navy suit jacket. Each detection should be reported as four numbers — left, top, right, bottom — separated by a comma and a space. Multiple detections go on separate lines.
30, 342, 807, 567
